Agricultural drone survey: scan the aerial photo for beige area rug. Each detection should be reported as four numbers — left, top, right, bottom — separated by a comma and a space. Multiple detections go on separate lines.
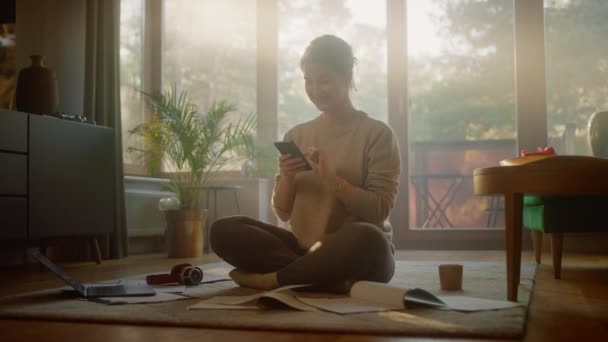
0, 261, 536, 338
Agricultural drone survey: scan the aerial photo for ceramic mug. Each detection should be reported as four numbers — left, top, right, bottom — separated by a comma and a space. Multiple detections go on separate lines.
438, 264, 463, 291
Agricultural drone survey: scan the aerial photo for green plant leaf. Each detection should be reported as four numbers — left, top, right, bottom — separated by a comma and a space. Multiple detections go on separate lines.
129, 85, 257, 209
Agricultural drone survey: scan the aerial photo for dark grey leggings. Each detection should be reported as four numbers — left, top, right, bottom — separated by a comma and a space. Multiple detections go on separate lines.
209, 215, 394, 293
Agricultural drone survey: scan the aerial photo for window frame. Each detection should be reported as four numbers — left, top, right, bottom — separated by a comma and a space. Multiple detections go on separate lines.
122, 0, 163, 176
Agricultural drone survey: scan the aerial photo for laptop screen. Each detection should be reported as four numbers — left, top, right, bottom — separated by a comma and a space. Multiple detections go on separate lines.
31, 250, 86, 296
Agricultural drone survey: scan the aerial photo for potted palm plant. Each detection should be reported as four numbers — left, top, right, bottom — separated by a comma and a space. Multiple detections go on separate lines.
130, 86, 255, 257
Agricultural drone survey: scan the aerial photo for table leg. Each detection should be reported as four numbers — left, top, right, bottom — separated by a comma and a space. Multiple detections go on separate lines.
531, 230, 543, 264
204, 190, 211, 254
504, 192, 523, 302
550, 233, 563, 279
89, 237, 102, 264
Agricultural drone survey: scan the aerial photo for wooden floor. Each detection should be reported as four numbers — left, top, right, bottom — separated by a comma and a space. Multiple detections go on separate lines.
0, 250, 606, 342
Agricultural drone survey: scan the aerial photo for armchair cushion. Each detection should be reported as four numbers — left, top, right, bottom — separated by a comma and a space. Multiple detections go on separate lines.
523, 195, 608, 233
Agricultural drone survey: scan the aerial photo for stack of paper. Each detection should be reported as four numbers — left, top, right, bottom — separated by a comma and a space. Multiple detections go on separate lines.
189, 281, 523, 314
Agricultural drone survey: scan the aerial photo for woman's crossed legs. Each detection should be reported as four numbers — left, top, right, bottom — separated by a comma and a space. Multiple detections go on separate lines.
210, 216, 394, 293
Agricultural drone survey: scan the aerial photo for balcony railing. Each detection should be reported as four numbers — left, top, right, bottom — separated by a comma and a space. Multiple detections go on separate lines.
409, 139, 516, 229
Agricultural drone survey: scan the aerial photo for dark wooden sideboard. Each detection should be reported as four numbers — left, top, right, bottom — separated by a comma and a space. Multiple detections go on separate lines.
0, 109, 115, 259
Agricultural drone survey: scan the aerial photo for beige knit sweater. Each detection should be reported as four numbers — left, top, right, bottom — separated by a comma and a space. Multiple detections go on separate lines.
271, 111, 401, 250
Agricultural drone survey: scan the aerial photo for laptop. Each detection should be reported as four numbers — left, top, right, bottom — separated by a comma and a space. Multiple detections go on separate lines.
31, 250, 156, 298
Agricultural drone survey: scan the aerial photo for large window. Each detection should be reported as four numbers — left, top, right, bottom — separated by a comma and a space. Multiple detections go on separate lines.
120, 0, 257, 174
407, 0, 516, 229
277, 0, 387, 138
119, 0, 607, 247
544, 0, 608, 155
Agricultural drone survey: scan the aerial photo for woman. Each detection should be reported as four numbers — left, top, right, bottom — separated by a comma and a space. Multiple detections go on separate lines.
210, 34, 401, 293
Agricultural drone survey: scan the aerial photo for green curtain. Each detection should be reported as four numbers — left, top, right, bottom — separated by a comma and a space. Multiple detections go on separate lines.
83, 0, 128, 258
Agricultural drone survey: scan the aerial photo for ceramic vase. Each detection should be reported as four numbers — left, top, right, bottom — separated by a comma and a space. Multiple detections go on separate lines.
588, 111, 608, 157
15, 55, 58, 115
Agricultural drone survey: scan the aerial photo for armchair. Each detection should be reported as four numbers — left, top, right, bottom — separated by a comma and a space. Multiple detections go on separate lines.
524, 195, 608, 279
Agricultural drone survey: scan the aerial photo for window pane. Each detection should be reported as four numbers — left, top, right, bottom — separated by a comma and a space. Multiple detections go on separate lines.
163, 0, 256, 117
407, 0, 516, 229
278, 0, 388, 139
0, 23, 16, 110
163, 0, 256, 172
544, 0, 608, 156
120, 0, 145, 168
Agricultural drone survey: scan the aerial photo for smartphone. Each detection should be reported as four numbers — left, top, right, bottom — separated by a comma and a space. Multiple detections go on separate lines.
273, 141, 313, 171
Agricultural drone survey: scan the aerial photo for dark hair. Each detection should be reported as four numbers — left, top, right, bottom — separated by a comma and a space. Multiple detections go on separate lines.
300, 34, 357, 79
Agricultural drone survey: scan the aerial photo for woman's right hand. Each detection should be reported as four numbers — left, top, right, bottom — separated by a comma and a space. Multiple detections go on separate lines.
279, 154, 309, 180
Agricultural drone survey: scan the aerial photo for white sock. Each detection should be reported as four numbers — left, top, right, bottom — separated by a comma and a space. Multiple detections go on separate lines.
229, 269, 279, 290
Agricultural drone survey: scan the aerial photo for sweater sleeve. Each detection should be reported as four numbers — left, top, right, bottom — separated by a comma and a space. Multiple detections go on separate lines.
341, 125, 401, 223
271, 174, 291, 222
270, 130, 294, 222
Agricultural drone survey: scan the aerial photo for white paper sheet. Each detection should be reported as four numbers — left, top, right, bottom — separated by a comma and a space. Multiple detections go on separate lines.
76, 262, 234, 304
296, 296, 400, 314
188, 284, 317, 311
258, 292, 318, 311
117, 280, 186, 294
94, 292, 189, 305
105, 262, 232, 287
189, 280, 522, 314
438, 296, 523, 312
294, 282, 518, 314
296, 294, 520, 314
349, 281, 407, 308
200, 293, 265, 305
189, 302, 259, 310
195, 262, 233, 283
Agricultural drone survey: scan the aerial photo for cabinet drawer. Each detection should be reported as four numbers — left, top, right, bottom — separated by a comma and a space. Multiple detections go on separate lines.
29, 115, 115, 238
0, 110, 27, 152
0, 153, 27, 195
0, 198, 27, 240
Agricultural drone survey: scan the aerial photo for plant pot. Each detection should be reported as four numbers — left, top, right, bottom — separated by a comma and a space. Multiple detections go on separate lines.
588, 111, 608, 157
165, 209, 207, 258
15, 55, 59, 115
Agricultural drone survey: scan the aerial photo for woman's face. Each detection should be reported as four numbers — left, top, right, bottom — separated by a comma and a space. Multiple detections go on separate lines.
302, 62, 351, 113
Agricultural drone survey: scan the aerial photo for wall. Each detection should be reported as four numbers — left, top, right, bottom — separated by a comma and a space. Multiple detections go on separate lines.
16, 0, 86, 115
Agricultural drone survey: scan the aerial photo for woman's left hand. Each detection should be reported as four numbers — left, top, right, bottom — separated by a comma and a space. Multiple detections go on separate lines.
306, 146, 337, 185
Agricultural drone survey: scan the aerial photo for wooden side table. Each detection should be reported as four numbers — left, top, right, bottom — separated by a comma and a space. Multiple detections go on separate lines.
474, 155, 608, 301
